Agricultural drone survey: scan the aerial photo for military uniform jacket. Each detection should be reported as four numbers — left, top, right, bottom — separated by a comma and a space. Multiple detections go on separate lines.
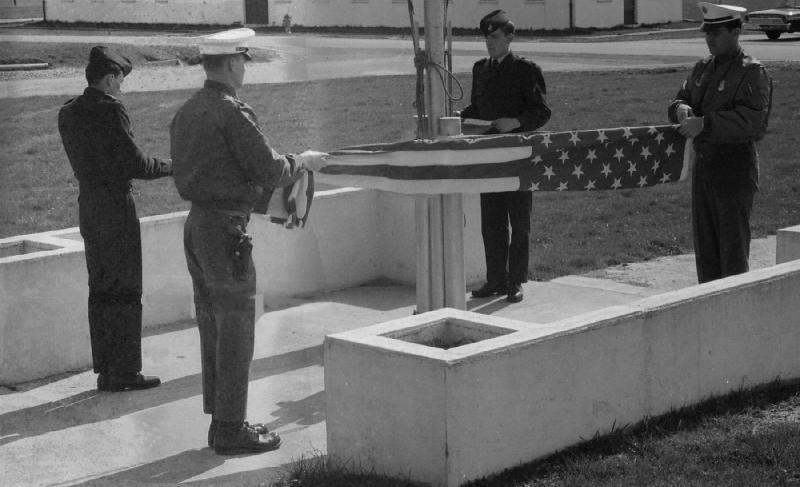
170, 80, 301, 212
668, 49, 771, 188
461, 52, 551, 133
58, 87, 172, 192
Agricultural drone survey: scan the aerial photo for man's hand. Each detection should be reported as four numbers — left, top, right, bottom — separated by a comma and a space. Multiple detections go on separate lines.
679, 116, 705, 138
492, 117, 521, 133
675, 104, 694, 123
295, 150, 329, 172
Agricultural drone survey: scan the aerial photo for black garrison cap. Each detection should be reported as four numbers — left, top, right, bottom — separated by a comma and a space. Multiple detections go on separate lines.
479, 10, 514, 36
88, 46, 133, 76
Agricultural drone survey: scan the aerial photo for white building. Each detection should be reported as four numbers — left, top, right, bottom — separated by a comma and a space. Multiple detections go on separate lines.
45, 0, 683, 30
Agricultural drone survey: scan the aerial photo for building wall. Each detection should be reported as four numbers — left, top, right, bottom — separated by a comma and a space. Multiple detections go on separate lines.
45, 0, 245, 25
637, 0, 683, 25
572, 0, 622, 29
43, 0, 681, 29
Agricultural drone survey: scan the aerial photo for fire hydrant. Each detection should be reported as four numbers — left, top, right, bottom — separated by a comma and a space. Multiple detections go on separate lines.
282, 13, 292, 34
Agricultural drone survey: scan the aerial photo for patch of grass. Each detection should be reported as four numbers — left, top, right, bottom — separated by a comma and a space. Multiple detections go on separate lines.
272, 450, 425, 487
1, 51, 798, 283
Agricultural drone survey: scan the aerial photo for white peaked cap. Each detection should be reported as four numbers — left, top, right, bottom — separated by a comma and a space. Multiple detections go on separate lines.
698, 2, 746, 30
199, 28, 255, 58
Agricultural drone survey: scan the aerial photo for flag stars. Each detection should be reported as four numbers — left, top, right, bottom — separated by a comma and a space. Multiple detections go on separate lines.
528, 181, 540, 191
572, 164, 584, 179
569, 131, 581, 146
655, 132, 665, 145
659, 173, 672, 184
543, 166, 555, 180
665, 144, 676, 157
623, 127, 633, 139
652, 159, 661, 173
557, 181, 569, 191
640, 146, 652, 160
611, 178, 623, 190
601, 163, 613, 177
541, 133, 553, 148
648, 126, 659, 135
584, 180, 596, 191
613, 148, 625, 162
559, 150, 570, 164
596, 130, 608, 143
627, 161, 638, 176
531, 155, 543, 165
638, 176, 649, 188
585, 148, 597, 163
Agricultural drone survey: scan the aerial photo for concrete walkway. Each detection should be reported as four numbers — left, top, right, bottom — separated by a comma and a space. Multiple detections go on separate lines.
0, 237, 776, 486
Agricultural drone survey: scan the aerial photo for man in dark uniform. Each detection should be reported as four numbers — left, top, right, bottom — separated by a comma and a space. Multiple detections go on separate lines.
170, 28, 327, 455
58, 46, 172, 392
668, 2, 771, 284
461, 10, 551, 303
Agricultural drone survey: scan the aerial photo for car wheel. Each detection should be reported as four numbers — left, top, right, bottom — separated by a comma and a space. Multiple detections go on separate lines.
766, 31, 781, 40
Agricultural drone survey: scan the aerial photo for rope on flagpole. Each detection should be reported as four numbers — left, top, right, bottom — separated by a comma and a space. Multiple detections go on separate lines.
408, 0, 427, 138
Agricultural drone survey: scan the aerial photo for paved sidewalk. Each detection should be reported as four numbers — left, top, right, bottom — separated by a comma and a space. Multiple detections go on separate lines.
0, 238, 776, 486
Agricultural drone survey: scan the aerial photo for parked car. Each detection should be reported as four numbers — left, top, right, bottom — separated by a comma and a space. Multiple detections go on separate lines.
744, 0, 800, 40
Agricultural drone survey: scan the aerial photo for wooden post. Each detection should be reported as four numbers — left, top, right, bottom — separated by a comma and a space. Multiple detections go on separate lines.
415, 0, 466, 312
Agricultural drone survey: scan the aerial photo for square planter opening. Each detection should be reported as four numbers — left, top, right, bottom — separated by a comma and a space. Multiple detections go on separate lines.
0, 240, 61, 258
381, 317, 516, 349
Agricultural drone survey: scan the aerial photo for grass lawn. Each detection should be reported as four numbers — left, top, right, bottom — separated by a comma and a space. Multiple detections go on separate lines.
1, 62, 798, 281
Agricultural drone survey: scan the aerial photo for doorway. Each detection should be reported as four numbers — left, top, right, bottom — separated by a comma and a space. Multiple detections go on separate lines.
245, 0, 269, 24
624, 0, 636, 25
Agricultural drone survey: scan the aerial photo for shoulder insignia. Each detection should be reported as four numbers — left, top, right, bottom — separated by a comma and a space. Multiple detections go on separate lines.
742, 54, 761, 68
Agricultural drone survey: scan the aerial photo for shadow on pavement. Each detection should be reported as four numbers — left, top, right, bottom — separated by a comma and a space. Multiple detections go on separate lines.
72, 448, 295, 486
0, 346, 322, 447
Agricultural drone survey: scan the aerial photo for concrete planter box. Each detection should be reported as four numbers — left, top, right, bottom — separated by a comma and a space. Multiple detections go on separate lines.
325, 259, 800, 487
325, 309, 547, 487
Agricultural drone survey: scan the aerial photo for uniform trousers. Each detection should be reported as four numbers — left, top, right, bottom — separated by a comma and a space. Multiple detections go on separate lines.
480, 190, 533, 286
184, 206, 256, 423
691, 148, 756, 284
79, 188, 143, 374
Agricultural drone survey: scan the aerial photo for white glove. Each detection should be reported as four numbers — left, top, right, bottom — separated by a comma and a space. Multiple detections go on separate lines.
675, 104, 693, 123
294, 150, 329, 172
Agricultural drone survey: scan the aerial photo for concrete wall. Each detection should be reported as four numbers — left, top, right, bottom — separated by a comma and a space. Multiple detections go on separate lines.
42, 0, 681, 29
777, 224, 800, 264
326, 259, 800, 487
573, 0, 622, 29
0, 188, 485, 385
637, 0, 683, 25
44, 0, 245, 25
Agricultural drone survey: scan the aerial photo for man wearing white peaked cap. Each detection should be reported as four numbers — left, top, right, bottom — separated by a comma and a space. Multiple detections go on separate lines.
170, 28, 328, 455
668, 3, 772, 284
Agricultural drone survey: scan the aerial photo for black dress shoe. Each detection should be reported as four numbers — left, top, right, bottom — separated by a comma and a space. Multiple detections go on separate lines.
214, 421, 281, 455
97, 373, 161, 392
506, 283, 524, 303
208, 419, 270, 448
471, 282, 507, 298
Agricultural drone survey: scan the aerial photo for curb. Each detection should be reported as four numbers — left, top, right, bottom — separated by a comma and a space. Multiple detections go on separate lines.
0, 62, 49, 71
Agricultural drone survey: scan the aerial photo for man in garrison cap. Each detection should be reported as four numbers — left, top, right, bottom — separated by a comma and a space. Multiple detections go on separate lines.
460, 10, 551, 303
170, 28, 328, 455
668, 2, 772, 283
57, 46, 172, 392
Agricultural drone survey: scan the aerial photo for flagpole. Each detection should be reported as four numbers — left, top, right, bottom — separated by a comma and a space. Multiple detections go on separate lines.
415, 0, 466, 312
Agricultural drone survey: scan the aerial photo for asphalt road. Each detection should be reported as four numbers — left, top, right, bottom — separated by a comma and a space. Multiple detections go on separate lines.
0, 30, 798, 98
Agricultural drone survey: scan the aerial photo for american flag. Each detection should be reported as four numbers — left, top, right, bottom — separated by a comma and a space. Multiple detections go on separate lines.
317, 125, 691, 194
